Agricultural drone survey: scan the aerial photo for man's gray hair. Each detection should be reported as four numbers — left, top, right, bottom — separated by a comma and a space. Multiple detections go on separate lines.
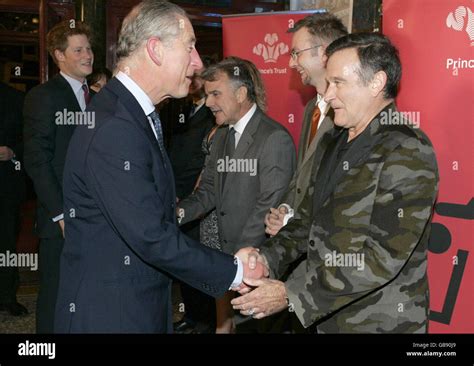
201, 57, 261, 107
116, 0, 186, 61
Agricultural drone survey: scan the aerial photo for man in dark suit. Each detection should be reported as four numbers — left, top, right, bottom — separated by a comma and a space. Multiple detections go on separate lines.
178, 57, 296, 332
168, 57, 216, 203
233, 33, 439, 334
23, 20, 94, 333
265, 13, 348, 237
0, 82, 27, 316
168, 58, 217, 334
54, 0, 263, 333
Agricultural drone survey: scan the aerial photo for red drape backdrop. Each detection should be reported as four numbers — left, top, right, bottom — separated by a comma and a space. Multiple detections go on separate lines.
383, 0, 473, 333
222, 11, 324, 148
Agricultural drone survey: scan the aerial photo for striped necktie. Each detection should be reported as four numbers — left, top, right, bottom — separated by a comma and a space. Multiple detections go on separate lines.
82, 84, 91, 105
148, 110, 166, 157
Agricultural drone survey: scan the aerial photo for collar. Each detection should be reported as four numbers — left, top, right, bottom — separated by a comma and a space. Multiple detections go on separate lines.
193, 97, 206, 114
316, 93, 329, 114
230, 103, 257, 135
116, 71, 155, 116
60, 71, 86, 94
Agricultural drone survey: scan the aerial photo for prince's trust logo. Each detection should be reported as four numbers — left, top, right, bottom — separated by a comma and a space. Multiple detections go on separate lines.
253, 33, 289, 63
446, 5, 474, 45
445, 5, 474, 75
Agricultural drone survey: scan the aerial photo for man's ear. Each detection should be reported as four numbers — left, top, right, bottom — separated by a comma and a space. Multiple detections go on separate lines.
319, 44, 328, 64
321, 53, 329, 67
54, 49, 66, 63
318, 43, 328, 61
370, 70, 387, 97
235, 85, 248, 104
146, 37, 164, 66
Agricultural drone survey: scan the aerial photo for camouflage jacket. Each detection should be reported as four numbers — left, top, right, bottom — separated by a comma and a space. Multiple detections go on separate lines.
260, 103, 439, 333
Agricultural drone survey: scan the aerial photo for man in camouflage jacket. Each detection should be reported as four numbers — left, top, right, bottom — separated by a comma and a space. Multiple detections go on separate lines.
232, 33, 439, 333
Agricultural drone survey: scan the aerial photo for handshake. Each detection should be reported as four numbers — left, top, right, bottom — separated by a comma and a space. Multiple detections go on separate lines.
230, 247, 289, 319
233, 247, 269, 294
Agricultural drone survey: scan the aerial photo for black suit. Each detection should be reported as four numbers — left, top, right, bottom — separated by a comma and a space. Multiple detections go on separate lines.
167, 101, 216, 330
0, 82, 25, 304
23, 74, 86, 333
55, 77, 237, 333
168, 102, 215, 200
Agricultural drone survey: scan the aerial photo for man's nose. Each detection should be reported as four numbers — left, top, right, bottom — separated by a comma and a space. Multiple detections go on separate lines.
324, 84, 335, 103
191, 48, 203, 70
83, 49, 93, 59
289, 56, 297, 69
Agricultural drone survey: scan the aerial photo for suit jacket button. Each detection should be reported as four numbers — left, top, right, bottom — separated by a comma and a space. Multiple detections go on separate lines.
309, 240, 315, 247
297, 188, 301, 194
223, 239, 227, 244
220, 211, 225, 216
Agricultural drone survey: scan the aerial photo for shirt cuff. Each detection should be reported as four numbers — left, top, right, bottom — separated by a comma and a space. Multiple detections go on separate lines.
52, 213, 64, 223
278, 203, 294, 226
229, 256, 243, 289
278, 203, 292, 212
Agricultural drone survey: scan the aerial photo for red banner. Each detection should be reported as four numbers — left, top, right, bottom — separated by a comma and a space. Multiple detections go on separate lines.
222, 11, 324, 147
383, 0, 473, 333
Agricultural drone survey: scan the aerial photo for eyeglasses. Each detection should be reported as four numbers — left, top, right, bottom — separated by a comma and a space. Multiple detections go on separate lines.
290, 45, 321, 60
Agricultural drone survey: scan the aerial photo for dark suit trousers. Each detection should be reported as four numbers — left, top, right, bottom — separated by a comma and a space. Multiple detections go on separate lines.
36, 237, 63, 333
179, 221, 215, 326
0, 196, 20, 303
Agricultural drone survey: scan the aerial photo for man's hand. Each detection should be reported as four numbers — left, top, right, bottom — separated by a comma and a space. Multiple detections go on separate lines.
234, 247, 270, 293
264, 206, 287, 237
58, 219, 65, 238
231, 277, 288, 319
0, 146, 14, 161
235, 247, 269, 275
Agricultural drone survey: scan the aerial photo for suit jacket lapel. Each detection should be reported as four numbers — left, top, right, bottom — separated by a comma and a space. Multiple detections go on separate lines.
221, 108, 261, 198
189, 104, 207, 125
233, 110, 259, 159
314, 105, 390, 211
108, 79, 161, 154
55, 74, 82, 112
106, 78, 173, 183
298, 96, 318, 164
300, 108, 334, 168
311, 128, 345, 212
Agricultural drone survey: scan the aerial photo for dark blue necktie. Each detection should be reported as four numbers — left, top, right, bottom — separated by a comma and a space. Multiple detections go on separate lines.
226, 127, 236, 157
148, 110, 166, 157
222, 127, 236, 188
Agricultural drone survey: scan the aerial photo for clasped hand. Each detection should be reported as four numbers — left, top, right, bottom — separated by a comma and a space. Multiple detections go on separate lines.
232, 247, 288, 319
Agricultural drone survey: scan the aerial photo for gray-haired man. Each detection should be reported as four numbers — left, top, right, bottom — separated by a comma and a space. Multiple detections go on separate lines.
55, 0, 264, 334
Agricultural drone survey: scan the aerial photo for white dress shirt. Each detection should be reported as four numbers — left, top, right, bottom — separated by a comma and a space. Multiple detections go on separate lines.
60, 71, 88, 112
315, 93, 329, 129
230, 103, 257, 147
